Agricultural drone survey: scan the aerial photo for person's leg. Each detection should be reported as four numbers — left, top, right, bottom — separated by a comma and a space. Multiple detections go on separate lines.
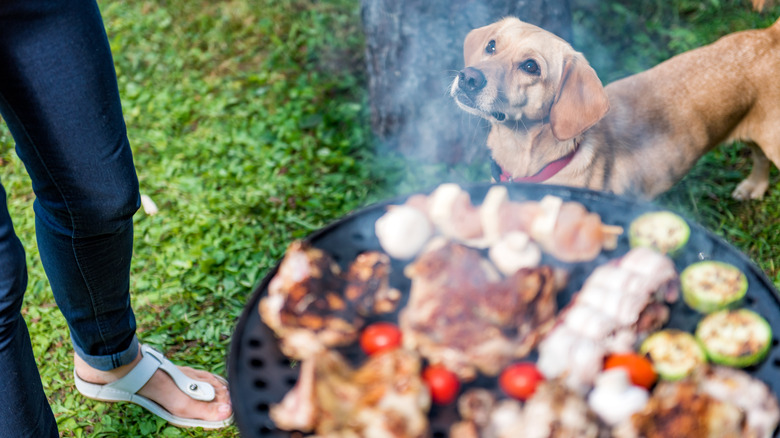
0, 0, 230, 425
0, 185, 58, 437
0, 0, 140, 369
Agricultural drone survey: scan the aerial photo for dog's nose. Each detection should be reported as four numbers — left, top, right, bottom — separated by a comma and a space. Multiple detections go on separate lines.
458, 67, 487, 93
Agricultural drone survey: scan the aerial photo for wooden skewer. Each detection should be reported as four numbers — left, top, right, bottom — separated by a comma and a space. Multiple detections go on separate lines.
600, 224, 624, 250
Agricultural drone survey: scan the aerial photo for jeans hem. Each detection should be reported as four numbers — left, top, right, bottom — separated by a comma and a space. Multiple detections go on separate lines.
72, 335, 138, 371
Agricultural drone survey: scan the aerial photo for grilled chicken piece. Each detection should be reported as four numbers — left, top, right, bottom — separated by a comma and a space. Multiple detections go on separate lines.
521, 381, 610, 438
260, 241, 400, 359
344, 251, 402, 314
537, 247, 679, 392
617, 378, 744, 438
614, 365, 780, 438
699, 366, 780, 438
270, 349, 431, 437
400, 239, 558, 381
268, 357, 318, 432
451, 382, 609, 438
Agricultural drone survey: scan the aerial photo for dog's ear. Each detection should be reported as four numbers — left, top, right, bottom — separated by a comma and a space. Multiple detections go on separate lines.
463, 22, 499, 66
550, 54, 610, 141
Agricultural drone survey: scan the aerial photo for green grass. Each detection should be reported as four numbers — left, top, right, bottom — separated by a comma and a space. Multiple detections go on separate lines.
0, 0, 778, 437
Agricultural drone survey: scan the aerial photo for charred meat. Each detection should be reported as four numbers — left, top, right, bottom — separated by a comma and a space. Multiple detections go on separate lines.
260, 240, 400, 359
400, 239, 558, 381
270, 349, 431, 438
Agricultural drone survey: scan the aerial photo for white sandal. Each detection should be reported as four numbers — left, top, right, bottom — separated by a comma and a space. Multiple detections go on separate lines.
74, 344, 233, 429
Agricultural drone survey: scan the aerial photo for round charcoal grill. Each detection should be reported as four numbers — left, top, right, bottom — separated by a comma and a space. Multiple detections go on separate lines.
228, 183, 780, 438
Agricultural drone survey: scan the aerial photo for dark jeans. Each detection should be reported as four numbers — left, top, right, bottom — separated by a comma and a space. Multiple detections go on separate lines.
0, 0, 141, 436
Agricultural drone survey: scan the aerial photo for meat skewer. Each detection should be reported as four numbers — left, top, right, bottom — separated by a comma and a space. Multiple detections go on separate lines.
375, 184, 623, 265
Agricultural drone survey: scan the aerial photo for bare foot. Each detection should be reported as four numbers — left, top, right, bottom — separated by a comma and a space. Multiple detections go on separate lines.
74, 348, 233, 423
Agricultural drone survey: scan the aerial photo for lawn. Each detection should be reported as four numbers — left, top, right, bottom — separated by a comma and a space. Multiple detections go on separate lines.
0, 0, 777, 437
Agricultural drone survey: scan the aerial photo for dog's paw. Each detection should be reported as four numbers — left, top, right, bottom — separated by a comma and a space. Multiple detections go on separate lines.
732, 179, 768, 200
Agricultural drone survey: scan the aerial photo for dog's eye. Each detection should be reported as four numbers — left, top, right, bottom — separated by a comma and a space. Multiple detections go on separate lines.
485, 40, 496, 54
519, 59, 540, 75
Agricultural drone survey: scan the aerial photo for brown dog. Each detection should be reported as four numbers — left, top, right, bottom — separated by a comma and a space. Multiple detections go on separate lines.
451, 17, 780, 199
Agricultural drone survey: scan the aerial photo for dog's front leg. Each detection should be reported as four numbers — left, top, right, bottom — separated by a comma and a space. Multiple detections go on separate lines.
732, 143, 771, 200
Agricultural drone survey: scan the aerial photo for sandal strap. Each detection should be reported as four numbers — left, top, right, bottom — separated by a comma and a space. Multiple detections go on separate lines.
105, 344, 216, 402
143, 345, 216, 402
104, 348, 161, 396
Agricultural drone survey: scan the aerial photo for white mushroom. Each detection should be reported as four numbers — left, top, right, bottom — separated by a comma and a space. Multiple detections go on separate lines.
488, 231, 542, 275
479, 185, 509, 245
375, 205, 433, 259
587, 368, 649, 426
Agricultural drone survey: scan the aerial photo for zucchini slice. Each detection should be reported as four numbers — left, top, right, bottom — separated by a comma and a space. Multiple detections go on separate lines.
695, 308, 772, 368
639, 329, 707, 381
628, 211, 690, 256
681, 261, 748, 314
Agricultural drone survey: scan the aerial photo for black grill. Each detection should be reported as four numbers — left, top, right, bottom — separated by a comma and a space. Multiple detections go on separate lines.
228, 183, 780, 438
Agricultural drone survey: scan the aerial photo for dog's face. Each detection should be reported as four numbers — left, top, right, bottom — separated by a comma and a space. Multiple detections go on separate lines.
451, 17, 609, 142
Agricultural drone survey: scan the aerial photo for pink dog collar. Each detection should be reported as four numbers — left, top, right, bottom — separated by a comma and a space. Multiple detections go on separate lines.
499, 147, 577, 183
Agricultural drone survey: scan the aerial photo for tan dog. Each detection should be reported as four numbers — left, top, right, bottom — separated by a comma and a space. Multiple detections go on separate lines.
451, 17, 780, 199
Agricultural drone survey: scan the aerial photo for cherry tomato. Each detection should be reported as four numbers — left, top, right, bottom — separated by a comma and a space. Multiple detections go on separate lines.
498, 362, 545, 400
422, 364, 460, 405
604, 353, 658, 389
359, 322, 402, 355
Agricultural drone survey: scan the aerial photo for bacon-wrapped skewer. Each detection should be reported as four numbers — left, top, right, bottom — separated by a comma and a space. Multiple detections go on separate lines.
536, 247, 679, 393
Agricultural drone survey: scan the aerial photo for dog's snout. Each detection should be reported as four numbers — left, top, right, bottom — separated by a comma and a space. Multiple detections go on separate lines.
458, 67, 487, 93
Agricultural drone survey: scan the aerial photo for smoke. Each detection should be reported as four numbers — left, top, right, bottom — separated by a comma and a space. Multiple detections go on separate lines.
360, 0, 574, 172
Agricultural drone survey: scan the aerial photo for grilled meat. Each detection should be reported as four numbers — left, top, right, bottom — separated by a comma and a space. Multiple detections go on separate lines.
521, 381, 610, 438
699, 366, 780, 438
344, 251, 402, 314
400, 239, 558, 381
260, 240, 400, 359
619, 378, 744, 438
270, 349, 431, 438
450, 382, 609, 438
537, 247, 679, 392
614, 365, 780, 438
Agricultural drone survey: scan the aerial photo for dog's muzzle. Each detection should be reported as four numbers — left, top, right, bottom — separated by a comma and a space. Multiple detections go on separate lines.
454, 67, 506, 121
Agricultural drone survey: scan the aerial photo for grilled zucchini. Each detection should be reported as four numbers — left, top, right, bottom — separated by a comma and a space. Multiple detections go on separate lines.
695, 308, 772, 368
680, 261, 748, 314
628, 211, 690, 256
640, 329, 707, 381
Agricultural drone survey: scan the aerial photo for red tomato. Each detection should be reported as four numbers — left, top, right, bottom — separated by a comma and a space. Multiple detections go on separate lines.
604, 353, 658, 389
422, 364, 460, 405
498, 362, 545, 400
359, 322, 402, 355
